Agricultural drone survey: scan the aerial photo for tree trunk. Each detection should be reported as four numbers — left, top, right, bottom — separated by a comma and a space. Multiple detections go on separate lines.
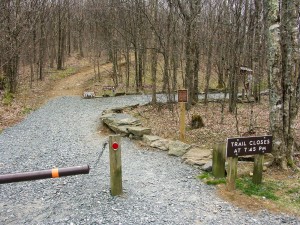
193, 41, 200, 103
185, 20, 193, 108
134, 45, 139, 92
3, 55, 19, 93
204, 40, 213, 105
151, 48, 158, 104
39, 14, 46, 80
125, 47, 130, 93
267, 0, 300, 169
150, 0, 158, 104
57, 2, 63, 70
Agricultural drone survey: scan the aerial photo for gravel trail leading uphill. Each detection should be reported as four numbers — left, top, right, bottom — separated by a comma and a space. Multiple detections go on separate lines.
0, 96, 299, 224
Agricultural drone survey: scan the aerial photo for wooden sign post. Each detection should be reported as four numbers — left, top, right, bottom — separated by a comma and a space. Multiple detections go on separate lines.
212, 144, 226, 178
226, 135, 272, 190
109, 135, 123, 196
253, 154, 264, 184
178, 89, 188, 142
226, 157, 238, 191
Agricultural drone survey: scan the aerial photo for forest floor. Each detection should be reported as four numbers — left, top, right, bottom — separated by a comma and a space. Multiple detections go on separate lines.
0, 56, 299, 217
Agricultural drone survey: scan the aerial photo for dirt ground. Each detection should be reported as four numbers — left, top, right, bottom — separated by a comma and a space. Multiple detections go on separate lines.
0, 57, 299, 217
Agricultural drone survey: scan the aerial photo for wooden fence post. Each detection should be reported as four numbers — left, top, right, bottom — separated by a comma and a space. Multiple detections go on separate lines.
109, 135, 122, 196
212, 144, 226, 178
226, 157, 238, 191
252, 154, 264, 185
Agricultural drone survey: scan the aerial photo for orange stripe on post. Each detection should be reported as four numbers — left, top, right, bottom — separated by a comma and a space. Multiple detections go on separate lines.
51, 168, 59, 178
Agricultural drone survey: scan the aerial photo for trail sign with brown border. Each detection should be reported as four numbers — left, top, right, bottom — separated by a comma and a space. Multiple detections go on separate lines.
226, 135, 272, 157
178, 89, 188, 103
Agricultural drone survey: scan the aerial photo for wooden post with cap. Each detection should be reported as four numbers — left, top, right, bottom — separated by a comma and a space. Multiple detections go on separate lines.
109, 135, 122, 196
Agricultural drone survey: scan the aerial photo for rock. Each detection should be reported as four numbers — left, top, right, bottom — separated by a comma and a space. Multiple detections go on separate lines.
100, 112, 151, 137
168, 140, 191, 157
108, 125, 130, 136
184, 158, 209, 166
181, 147, 212, 166
127, 127, 151, 137
101, 113, 139, 135
150, 139, 170, 151
101, 113, 141, 127
143, 135, 161, 145
182, 147, 212, 160
83, 91, 95, 99
201, 161, 213, 172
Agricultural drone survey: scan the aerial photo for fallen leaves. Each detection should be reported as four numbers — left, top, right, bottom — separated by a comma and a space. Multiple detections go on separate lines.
128, 96, 286, 149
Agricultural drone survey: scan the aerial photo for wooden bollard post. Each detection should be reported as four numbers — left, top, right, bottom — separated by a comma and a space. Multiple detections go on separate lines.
226, 157, 238, 191
252, 154, 264, 185
212, 144, 226, 178
109, 135, 122, 196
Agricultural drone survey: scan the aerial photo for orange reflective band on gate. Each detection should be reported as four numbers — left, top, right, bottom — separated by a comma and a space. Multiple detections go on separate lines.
51, 168, 59, 178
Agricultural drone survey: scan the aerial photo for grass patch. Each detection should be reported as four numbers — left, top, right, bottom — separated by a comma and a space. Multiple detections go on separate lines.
207, 179, 226, 185
198, 172, 211, 180
49, 67, 77, 80
2, 91, 14, 105
198, 172, 226, 185
236, 177, 279, 200
286, 187, 300, 194
22, 107, 33, 115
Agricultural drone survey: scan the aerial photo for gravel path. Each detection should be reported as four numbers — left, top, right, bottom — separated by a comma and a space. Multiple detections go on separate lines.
0, 96, 299, 225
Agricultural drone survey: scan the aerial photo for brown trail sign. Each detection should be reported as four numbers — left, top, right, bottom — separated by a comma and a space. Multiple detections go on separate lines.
178, 89, 188, 103
225, 135, 273, 189
226, 135, 272, 157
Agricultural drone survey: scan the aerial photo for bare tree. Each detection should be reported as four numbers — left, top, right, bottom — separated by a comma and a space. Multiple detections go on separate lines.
176, 0, 203, 108
0, 0, 41, 93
